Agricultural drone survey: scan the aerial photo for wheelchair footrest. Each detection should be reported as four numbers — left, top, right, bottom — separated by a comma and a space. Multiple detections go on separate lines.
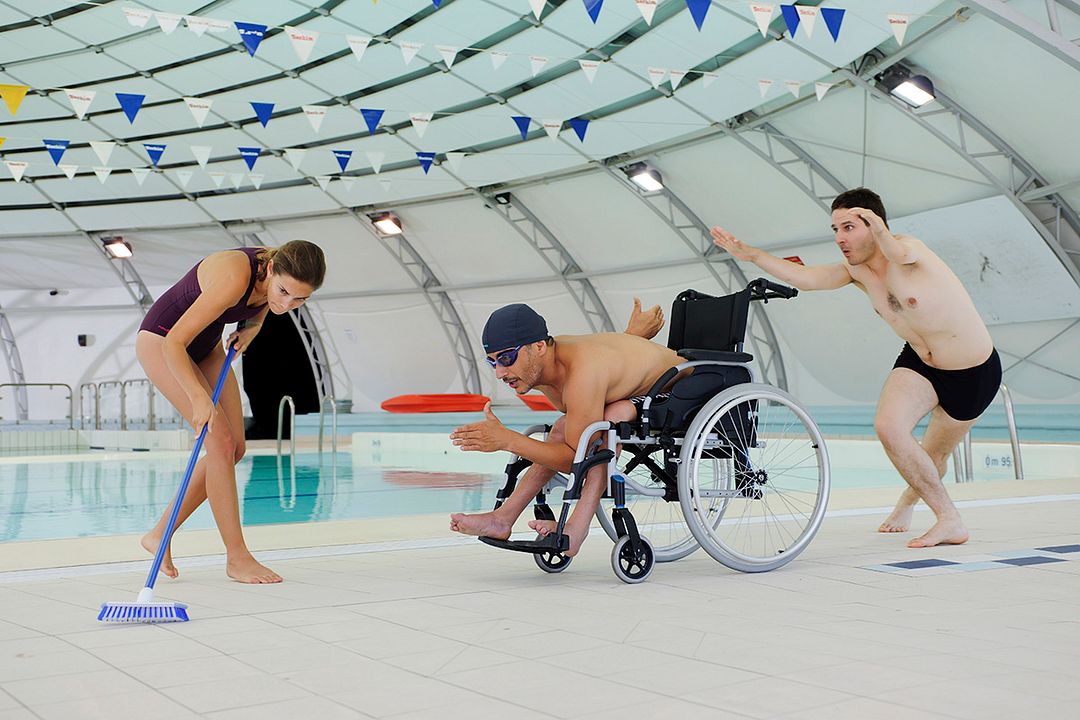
479, 534, 570, 554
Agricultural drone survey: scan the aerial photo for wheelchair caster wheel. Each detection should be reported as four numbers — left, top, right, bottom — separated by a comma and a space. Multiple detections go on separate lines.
534, 550, 572, 573
611, 535, 654, 584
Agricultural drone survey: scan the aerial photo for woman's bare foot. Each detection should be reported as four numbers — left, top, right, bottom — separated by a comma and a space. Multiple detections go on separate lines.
907, 519, 969, 548
527, 519, 587, 557
449, 511, 512, 539
140, 531, 178, 579
878, 504, 915, 533
226, 554, 283, 584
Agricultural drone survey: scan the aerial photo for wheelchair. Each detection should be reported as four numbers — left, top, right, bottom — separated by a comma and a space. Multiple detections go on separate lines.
479, 278, 831, 583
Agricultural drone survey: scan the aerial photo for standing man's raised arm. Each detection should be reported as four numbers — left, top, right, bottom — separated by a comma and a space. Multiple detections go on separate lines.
710, 226, 852, 292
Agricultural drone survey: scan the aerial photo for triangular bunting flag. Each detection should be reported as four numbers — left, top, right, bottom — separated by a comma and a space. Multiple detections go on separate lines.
780, 4, 800, 37
230, 172, 244, 189
302, 105, 327, 133
177, 169, 193, 188
568, 118, 589, 142
367, 151, 385, 173
530, 55, 548, 77
797, 6, 818, 37
416, 152, 436, 174
238, 146, 261, 171
821, 7, 844, 41
379, 179, 392, 193
186, 16, 210, 36
436, 45, 458, 69
155, 12, 181, 34
340, 176, 356, 191
512, 116, 532, 140
445, 152, 465, 171
249, 173, 264, 189
887, 13, 910, 45
116, 92, 145, 124
647, 67, 667, 89
490, 51, 508, 70
130, 167, 150, 185
94, 167, 112, 184
250, 102, 274, 127
758, 78, 774, 98
400, 41, 423, 65
685, 0, 710, 30
90, 141, 114, 165
285, 148, 307, 170
332, 149, 352, 173
43, 139, 69, 166
144, 143, 166, 167
583, 0, 604, 24
5, 161, 27, 182
123, 7, 152, 27
360, 108, 384, 134
184, 97, 212, 127
59, 164, 78, 179
64, 89, 95, 120
0, 84, 28, 116
815, 82, 833, 101
285, 26, 318, 63
541, 120, 561, 139
234, 22, 268, 56
529, 0, 546, 20
751, 4, 773, 37
669, 70, 687, 90
410, 112, 433, 138
432, 0, 444, 7
0, 138, 5, 149
579, 60, 600, 83
702, 71, 718, 88
635, 0, 657, 24
315, 175, 332, 191
209, 171, 226, 187
784, 80, 801, 98
347, 35, 371, 62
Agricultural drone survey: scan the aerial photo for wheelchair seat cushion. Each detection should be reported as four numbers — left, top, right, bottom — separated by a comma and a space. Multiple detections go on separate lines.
644, 364, 752, 431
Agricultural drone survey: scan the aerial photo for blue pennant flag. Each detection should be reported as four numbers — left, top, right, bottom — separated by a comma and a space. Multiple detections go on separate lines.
780, 4, 800, 37
144, 143, 166, 167
568, 118, 589, 142
333, 149, 353, 173
43, 139, 69, 166
116, 92, 145, 124
432, 0, 443, 7
416, 152, 436, 174
685, 0, 710, 30
583, 0, 604, 24
234, 22, 268, 57
360, 108, 384, 135
511, 116, 532, 140
821, 7, 846, 41
250, 102, 274, 127
238, 147, 261, 171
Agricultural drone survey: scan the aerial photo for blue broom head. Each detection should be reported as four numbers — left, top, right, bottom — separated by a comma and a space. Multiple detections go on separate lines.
98, 602, 189, 623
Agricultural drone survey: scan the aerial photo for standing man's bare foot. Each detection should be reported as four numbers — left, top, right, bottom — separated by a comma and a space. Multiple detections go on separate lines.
226, 554, 283, 583
878, 504, 915, 533
907, 519, 969, 548
527, 519, 587, 556
140, 531, 178, 579
450, 511, 512, 539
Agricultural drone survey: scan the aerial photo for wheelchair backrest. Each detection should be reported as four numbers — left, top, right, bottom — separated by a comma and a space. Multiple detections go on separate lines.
667, 288, 751, 353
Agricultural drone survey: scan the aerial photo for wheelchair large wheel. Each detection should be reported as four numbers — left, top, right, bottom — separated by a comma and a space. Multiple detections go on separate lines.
678, 383, 830, 573
596, 445, 699, 563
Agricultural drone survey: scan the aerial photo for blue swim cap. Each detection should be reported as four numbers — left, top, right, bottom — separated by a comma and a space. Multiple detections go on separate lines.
482, 304, 548, 353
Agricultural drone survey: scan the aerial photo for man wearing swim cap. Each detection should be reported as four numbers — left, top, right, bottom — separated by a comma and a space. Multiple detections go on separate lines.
449, 303, 684, 557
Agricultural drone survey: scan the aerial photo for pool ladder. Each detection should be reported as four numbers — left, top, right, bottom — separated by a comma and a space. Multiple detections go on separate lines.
952, 385, 1023, 482
275, 395, 340, 510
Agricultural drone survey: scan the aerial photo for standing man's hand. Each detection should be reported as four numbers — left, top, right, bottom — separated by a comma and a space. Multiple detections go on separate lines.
710, 226, 759, 262
450, 403, 512, 452
626, 297, 664, 340
847, 207, 888, 235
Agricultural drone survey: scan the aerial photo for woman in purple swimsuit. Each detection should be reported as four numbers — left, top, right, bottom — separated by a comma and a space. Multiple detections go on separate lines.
136, 240, 325, 584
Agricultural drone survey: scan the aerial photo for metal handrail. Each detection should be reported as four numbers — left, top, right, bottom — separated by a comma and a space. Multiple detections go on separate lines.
0, 383, 74, 429
97, 380, 124, 429
276, 395, 296, 461
952, 384, 1023, 483
120, 378, 154, 430
79, 382, 100, 430
318, 394, 338, 455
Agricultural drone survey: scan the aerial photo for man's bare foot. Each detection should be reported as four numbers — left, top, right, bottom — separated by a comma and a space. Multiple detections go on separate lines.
140, 531, 178, 579
449, 511, 512, 539
527, 519, 587, 556
226, 554, 283, 584
878, 504, 915, 533
907, 519, 969, 548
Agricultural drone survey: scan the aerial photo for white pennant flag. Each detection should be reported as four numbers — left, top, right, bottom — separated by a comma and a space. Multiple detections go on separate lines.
206, 18, 230, 33
367, 151, 385, 173
797, 6, 818, 37
635, 0, 657, 24
185, 15, 211, 36
409, 112, 433, 138
90, 141, 115, 165
249, 173, 264, 189
155, 12, 181, 34
647, 67, 667, 89
445, 152, 466, 171
758, 78, 774, 98
379, 179, 392, 193
209, 171, 226, 187
340, 176, 356, 191
887, 13, 910, 45
64, 89, 95, 120
400, 42, 423, 65
530, 55, 548, 77
184, 97, 212, 127
284, 148, 307, 171
190, 145, 212, 168
541, 120, 561, 139
347, 36, 371, 63
94, 167, 112, 184
669, 70, 687, 90
529, 0, 546, 20
315, 175, 332, 191
750, 4, 774, 37
5, 161, 28, 182
784, 80, 801, 98
59, 164, 78, 179
130, 167, 150, 185
229, 172, 244, 189
302, 105, 327, 133
123, 7, 152, 27
579, 59, 600, 83
815, 82, 833, 101
436, 45, 459, 69
490, 51, 509, 70
285, 26, 318, 63
702, 71, 718, 88
177, 170, 193, 188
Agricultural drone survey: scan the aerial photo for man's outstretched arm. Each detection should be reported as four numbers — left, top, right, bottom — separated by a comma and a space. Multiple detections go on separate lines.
710, 226, 852, 291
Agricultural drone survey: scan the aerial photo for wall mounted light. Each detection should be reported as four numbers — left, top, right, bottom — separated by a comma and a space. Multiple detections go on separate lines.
370, 211, 403, 235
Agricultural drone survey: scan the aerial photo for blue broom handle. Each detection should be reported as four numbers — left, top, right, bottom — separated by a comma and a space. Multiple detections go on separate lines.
145, 343, 238, 589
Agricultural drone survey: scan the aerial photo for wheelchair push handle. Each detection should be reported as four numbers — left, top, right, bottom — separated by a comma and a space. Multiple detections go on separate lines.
748, 278, 798, 301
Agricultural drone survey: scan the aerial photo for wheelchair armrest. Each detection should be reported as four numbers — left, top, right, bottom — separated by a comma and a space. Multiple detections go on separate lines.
678, 348, 753, 363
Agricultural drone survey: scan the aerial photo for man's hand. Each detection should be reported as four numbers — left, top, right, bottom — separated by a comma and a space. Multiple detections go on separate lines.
846, 207, 888, 236
450, 403, 512, 453
710, 226, 759, 262
626, 297, 664, 339
226, 324, 262, 353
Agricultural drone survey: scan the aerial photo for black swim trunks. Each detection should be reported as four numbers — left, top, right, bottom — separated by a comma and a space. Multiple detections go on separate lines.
892, 343, 1002, 421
